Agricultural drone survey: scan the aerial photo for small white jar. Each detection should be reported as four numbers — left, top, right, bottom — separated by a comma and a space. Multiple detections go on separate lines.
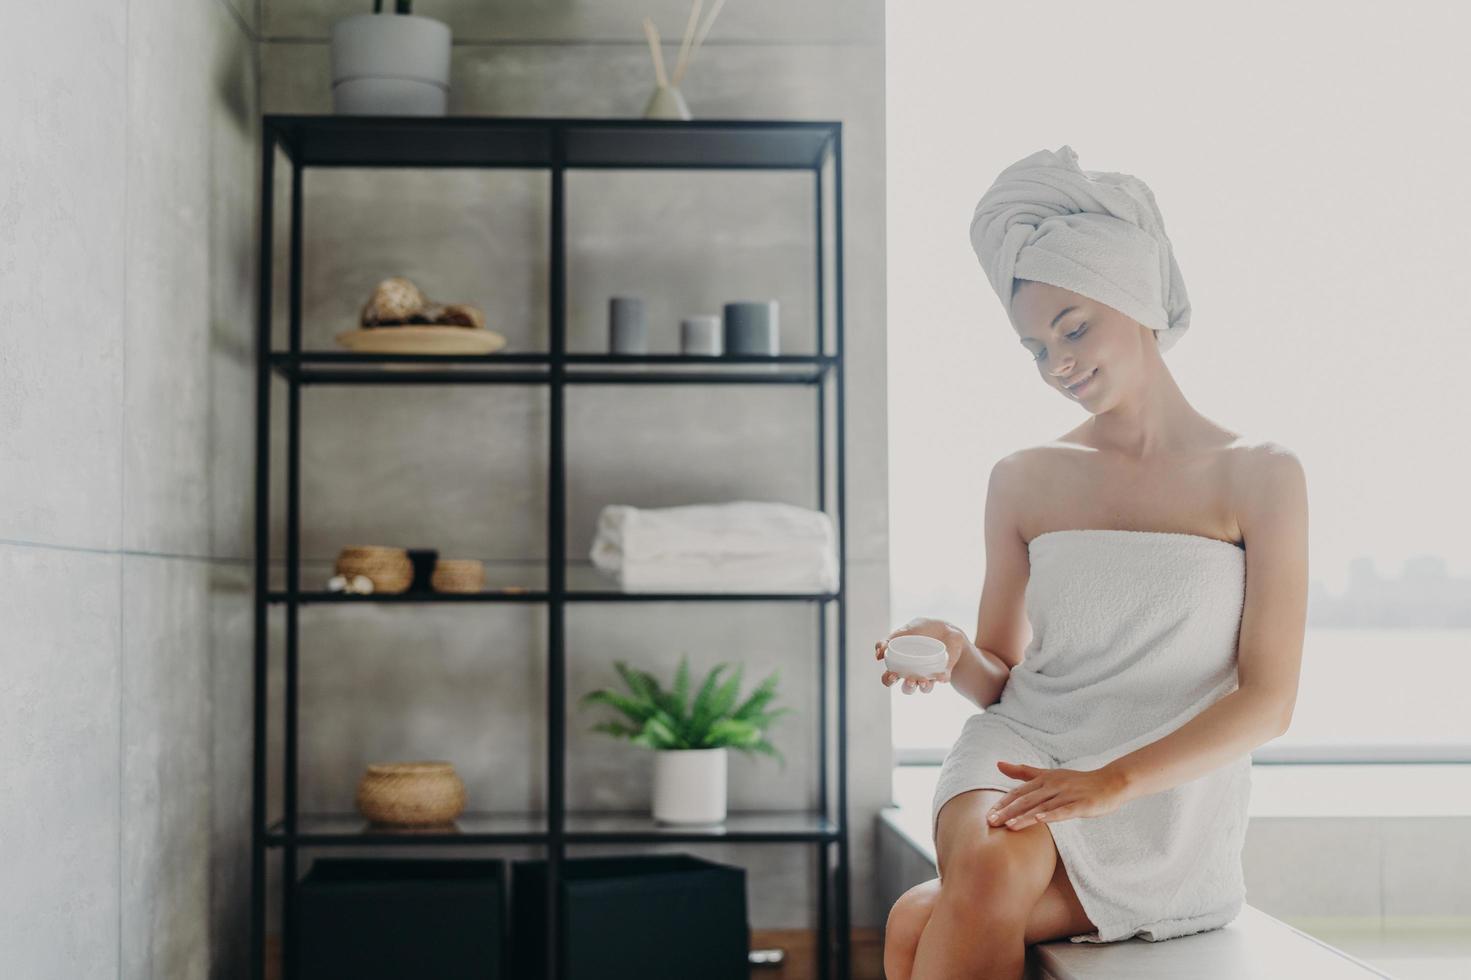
884, 633, 948, 678
680, 315, 723, 356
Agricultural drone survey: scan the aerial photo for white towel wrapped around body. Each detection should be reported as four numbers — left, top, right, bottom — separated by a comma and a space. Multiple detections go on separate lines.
932, 529, 1251, 944
588, 501, 839, 593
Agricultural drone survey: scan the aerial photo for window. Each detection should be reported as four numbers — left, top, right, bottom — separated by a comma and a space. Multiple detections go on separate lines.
885, 2, 1471, 764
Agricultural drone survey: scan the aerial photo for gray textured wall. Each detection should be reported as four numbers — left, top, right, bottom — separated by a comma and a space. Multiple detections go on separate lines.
0, 0, 260, 977
258, 0, 893, 936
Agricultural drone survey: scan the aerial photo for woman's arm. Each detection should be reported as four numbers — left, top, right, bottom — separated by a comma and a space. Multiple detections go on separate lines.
1105, 446, 1308, 804
1105, 688, 1288, 804
947, 638, 1013, 709
949, 454, 1032, 708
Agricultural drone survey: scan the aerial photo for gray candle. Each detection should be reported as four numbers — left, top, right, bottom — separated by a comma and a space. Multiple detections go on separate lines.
680, 315, 722, 356
609, 296, 647, 354
722, 300, 779, 356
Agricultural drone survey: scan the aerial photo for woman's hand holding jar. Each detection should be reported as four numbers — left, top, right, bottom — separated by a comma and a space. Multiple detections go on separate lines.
875, 617, 973, 694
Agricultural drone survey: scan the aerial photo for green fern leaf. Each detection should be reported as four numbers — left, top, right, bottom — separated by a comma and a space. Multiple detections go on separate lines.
736, 707, 794, 731
687, 663, 729, 740
705, 663, 744, 722
671, 655, 692, 717
650, 706, 692, 748
703, 718, 762, 748
731, 671, 780, 721
641, 669, 688, 724
748, 739, 787, 766
613, 661, 660, 707
580, 689, 656, 724
643, 713, 684, 749
589, 721, 640, 739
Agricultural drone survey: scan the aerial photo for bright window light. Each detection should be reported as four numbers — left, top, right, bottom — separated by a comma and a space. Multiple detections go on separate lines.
885, 1, 1471, 763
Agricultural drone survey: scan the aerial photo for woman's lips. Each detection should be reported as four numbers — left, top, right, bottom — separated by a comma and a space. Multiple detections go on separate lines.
1064, 368, 1097, 396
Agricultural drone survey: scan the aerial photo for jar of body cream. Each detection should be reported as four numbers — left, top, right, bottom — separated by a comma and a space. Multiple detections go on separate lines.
884, 633, 949, 678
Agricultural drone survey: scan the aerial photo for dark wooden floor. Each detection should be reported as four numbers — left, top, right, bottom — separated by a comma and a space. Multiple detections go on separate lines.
267, 929, 885, 979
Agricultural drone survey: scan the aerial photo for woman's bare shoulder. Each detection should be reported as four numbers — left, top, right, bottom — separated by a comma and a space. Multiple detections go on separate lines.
993, 438, 1090, 477
1192, 418, 1298, 469
1221, 432, 1303, 469
1219, 433, 1307, 520
985, 443, 1088, 524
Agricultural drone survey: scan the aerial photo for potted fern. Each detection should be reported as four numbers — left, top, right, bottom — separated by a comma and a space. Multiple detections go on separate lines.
580, 656, 790, 825
330, 1, 451, 116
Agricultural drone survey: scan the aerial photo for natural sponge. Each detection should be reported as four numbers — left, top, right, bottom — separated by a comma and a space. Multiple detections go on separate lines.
361, 276, 427, 325
358, 276, 485, 330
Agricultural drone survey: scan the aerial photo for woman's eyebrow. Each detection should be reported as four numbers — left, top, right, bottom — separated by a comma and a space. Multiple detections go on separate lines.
1050, 305, 1080, 328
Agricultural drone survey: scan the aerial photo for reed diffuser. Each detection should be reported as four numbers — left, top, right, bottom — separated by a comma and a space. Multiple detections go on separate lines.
641, 0, 727, 120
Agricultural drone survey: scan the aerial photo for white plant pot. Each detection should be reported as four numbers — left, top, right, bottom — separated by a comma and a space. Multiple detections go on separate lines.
330, 13, 451, 116
652, 747, 727, 825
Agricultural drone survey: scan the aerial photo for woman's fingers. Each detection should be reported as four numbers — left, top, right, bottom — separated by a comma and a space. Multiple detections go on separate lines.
877, 636, 944, 694
881, 671, 937, 693
990, 787, 1060, 828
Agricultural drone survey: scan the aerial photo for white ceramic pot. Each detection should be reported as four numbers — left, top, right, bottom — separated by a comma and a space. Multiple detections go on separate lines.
330, 13, 451, 116
652, 747, 727, 825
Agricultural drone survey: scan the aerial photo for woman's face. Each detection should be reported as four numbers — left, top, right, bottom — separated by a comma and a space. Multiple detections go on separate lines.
1010, 280, 1155, 411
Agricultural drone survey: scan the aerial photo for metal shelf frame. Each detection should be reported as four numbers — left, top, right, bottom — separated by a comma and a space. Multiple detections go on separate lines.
251, 114, 849, 980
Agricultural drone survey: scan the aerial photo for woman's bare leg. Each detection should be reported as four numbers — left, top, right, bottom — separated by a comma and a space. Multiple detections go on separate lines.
904, 789, 1079, 980
884, 878, 941, 980
884, 854, 1093, 980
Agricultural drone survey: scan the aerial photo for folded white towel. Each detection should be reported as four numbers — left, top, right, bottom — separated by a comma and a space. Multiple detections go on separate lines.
614, 555, 837, 594
589, 501, 839, 593
969, 145, 1191, 353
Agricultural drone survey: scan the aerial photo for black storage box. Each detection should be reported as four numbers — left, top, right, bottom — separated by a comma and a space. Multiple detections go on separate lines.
511, 853, 749, 980
295, 857, 505, 980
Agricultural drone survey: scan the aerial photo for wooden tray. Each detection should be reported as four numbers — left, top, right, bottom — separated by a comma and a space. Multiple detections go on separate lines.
335, 325, 508, 355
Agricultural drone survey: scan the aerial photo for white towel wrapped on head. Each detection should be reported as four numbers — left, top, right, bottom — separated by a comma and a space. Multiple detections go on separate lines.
969, 144, 1192, 353
589, 501, 839, 593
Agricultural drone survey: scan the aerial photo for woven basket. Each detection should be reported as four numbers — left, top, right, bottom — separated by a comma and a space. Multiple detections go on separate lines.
431, 558, 486, 593
355, 761, 467, 826
335, 545, 413, 594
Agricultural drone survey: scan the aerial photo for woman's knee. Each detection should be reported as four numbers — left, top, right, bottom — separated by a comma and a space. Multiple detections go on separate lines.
941, 837, 1050, 912
934, 789, 1006, 869
884, 880, 940, 979
886, 878, 940, 944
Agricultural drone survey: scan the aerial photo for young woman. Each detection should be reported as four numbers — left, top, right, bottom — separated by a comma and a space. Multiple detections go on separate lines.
877, 147, 1308, 980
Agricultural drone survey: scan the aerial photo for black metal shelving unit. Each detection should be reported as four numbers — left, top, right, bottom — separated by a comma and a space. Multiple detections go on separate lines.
251, 115, 849, 980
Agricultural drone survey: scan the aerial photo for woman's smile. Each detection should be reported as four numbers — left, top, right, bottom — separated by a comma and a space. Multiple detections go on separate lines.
1062, 368, 1098, 396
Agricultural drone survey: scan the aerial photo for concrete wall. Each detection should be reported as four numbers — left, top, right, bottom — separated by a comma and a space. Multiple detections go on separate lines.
0, 1, 888, 972
258, 0, 892, 936
0, 1, 260, 977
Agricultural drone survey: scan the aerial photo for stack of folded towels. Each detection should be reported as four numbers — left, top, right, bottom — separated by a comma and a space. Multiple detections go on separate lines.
589, 501, 839, 593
